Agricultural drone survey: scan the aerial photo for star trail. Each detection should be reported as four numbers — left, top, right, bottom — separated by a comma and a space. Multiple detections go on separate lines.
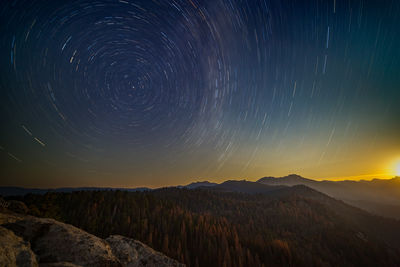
1, 0, 399, 187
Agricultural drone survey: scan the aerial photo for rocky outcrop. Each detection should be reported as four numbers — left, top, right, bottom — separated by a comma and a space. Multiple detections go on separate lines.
106, 235, 185, 267
1, 213, 120, 267
0, 212, 184, 267
0, 226, 38, 267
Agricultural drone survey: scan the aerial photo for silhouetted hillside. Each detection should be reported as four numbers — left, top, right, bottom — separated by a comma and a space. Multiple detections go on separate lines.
183, 181, 218, 189
257, 175, 400, 219
203, 180, 286, 194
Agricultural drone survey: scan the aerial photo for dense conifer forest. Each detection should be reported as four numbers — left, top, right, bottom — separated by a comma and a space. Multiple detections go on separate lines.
11, 186, 400, 267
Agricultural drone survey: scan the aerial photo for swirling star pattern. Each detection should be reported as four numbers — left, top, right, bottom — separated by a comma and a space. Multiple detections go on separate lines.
1, 0, 399, 187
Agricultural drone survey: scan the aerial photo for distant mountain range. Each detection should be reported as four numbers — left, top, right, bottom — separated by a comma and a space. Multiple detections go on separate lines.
2, 174, 400, 219
257, 174, 400, 219
0, 186, 150, 196
178, 181, 217, 189
257, 174, 400, 206
182, 175, 400, 219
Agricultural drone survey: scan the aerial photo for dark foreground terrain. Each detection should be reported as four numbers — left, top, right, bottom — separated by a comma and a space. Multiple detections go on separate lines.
0, 209, 183, 267
4, 182, 400, 267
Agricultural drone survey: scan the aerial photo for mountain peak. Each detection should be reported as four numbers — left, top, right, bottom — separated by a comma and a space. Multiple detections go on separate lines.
257, 174, 316, 186
282, 174, 307, 180
184, 181, 217, 189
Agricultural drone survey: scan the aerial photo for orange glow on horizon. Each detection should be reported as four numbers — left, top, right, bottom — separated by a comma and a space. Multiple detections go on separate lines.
317, 157, 400, 181
316, 173, 394, 182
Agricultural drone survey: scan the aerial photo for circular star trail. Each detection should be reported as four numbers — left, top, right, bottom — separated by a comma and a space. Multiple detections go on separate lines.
1, 0, 399, 186
3, 0, 232, 148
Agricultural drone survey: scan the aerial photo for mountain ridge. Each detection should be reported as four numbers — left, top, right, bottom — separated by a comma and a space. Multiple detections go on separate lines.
257, 175, 400, 219
2, 175, 399, 219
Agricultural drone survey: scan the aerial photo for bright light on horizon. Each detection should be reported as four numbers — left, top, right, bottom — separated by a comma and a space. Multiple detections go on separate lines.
396, 162, 400, 176
388, 158, 400, 177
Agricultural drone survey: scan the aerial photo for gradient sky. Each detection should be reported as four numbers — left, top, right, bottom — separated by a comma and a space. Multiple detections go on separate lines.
1, 0, 399, 188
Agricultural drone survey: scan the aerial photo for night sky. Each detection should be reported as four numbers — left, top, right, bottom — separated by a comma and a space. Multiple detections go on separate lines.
1, 0, 399, 187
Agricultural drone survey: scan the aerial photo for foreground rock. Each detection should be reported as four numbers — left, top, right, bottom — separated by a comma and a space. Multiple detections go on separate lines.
0, 212, 184, 267
1, 213, 120, 267
0, 226, 38, 267
106, 235, 185, 267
